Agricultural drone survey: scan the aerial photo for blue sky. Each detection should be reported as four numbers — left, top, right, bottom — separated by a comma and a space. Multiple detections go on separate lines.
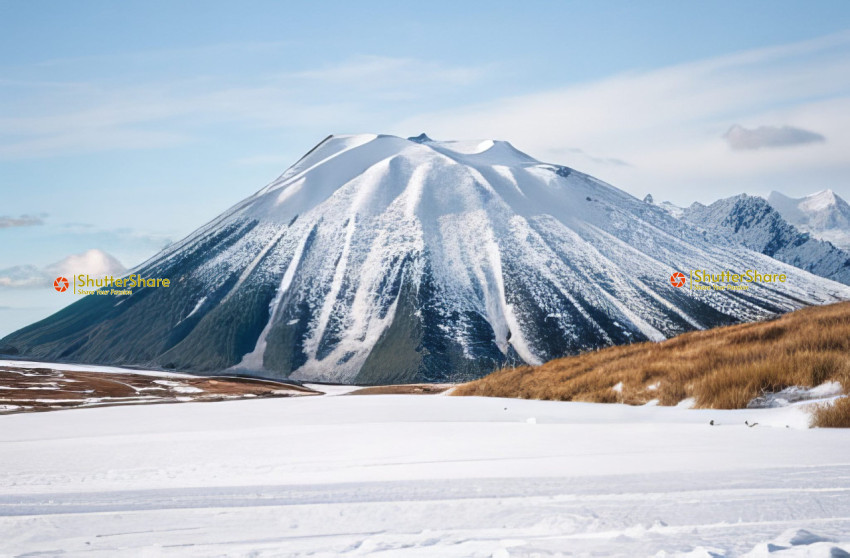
2, 0, 850, 335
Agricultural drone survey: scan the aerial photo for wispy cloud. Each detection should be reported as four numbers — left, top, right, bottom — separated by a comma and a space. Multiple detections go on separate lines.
288, 55, 489, 91
58, 223, 172, 246
0, 249, 126, 289
27, 40, 292, 70
395, 31, 850, 203
551, 147, 631, 168
0, 214, 44, 228
0, 55, 491, 159
235, 154, 293, 166
723, 124, 826, 150
0, 265, 44, 288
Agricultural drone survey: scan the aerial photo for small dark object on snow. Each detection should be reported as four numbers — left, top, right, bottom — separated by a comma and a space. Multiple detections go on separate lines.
745, 420, 759, 427
709, 420, 714, 425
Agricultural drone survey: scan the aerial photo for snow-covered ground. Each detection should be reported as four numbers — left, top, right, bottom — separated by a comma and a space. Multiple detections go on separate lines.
0, 359, 316, 414
0, 358, 196, 378
2, 393, 850, 557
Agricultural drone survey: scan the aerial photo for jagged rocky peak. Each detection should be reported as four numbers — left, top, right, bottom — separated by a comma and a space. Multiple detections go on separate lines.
681, 193, 850, 286
407, 133, 434, 143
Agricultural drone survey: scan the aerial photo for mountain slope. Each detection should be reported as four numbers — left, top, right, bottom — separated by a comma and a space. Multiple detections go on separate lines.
768, 190, 850, 249
2, 134, 849, 384
681, 194, 850, 286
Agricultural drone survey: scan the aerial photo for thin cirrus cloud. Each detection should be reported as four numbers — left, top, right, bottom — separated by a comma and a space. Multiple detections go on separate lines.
0, 55, 491, 160
723, 124, 826, 150
3, 32, 850, 203
394, 31, 850, 203
553, 147, 631, 168
0, 214, 44, 228
287, 55, 490, 91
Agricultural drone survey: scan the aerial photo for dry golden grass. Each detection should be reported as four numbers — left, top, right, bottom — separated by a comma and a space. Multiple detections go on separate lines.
453, 302, 850, 421
811, 397, 850, 428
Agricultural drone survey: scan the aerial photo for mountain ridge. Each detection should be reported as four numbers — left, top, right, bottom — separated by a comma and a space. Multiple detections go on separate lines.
3, 134, 849, 384
651, 193, 850, 287
767, 189, 850, 249
680, 194, 850, 286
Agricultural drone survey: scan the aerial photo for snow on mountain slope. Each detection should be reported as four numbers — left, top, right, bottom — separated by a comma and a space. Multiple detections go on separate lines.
658, 200, 685, 219
681, 194, 850, 286
3, 134, 850, 384
768, 190, 850, 249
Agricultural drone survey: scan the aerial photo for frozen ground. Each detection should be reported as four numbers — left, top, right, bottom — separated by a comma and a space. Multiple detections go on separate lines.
0, 359, 317, 414
1, 392, 850, 557
0, 358, 196, 378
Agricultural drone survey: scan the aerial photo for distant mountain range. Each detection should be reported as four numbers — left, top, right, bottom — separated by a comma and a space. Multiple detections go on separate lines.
767, 190, 850, 250
653, 190, 850, 286
2, 135, 849, 384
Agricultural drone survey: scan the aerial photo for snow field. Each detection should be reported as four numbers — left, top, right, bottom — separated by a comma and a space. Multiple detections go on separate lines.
2, 393, 850, 556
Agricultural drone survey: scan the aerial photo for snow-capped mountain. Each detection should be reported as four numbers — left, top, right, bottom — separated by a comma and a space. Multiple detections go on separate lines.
767, 190, 850, 249
681, 195, 850, 286
656, 200, 685, 219
2, 134, 849, 384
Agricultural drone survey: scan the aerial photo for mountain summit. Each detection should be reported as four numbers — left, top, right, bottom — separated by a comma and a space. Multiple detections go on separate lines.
3, 134, 849, 383
768, 190, 850, 249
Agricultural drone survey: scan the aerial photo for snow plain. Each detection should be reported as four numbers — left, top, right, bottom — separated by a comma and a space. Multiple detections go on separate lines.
2, 392, 850, 557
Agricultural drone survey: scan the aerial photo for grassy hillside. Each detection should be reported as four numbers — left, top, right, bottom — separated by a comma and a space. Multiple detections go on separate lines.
453, 302, 850, 426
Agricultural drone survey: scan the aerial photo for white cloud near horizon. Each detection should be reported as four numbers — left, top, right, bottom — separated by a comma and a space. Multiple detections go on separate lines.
394, 31, 850, 204
0, 249, 126, 289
